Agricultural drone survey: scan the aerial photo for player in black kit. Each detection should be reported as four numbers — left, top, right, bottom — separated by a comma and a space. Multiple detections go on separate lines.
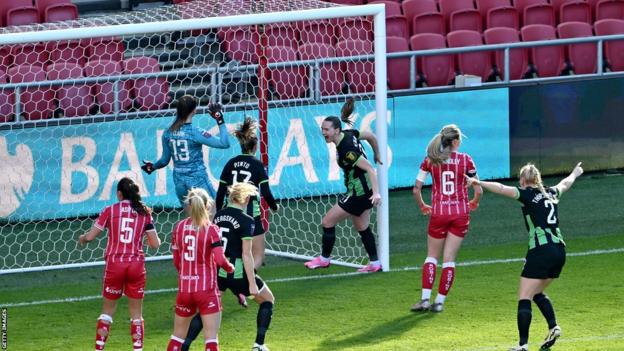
465, 162, 584, 351
183, 182, 275, 351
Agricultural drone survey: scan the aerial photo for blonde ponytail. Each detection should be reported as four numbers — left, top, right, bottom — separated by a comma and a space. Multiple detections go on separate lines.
426, 124, 462, 166
228, 182, 259, 206
185, 188, 215, 227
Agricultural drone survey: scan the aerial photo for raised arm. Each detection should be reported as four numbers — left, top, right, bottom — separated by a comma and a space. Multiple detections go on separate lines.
358, 131, 382, 165
355, 157, 381, 206
465, 175, 518, 199
555, 162, 583, 195
192, 124, 230, 149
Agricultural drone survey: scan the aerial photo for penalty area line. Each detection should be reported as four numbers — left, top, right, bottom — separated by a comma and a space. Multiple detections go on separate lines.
2, 247, 623, 308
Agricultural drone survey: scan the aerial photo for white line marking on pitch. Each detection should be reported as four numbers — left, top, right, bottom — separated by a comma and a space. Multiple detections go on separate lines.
2, 247, 623, 308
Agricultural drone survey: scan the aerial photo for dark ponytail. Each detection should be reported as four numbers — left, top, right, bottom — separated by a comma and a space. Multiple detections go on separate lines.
323, 98, 357, 131
117, 177, 151, 216
169, 95, 198, 132
340, 97, 355, 127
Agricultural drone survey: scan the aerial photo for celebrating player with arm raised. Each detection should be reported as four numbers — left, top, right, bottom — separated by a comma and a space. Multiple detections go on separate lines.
466, 162, 583, 351
411, 124, 482, 313
141, 95, 230, 203
166, 188, 235, 351
304, 98, 383, 273
78, 177, 161, 351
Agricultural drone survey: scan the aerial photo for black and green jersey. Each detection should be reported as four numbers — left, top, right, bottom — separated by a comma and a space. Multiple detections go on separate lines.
213, 206, 255, 279
336, 129, 372, 196
516, 186, 565, 250
218, 154, 269, 218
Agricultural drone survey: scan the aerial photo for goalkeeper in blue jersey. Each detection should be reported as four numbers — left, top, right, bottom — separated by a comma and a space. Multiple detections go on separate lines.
141, 95, 230, 204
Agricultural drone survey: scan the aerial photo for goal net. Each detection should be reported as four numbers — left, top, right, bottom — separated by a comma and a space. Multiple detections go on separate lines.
0, 0, 388, 274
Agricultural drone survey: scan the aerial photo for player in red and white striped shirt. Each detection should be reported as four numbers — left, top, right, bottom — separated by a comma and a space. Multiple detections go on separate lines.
167, 188, 234, 351
78, 177, 161, 351
410, 124, 482, 313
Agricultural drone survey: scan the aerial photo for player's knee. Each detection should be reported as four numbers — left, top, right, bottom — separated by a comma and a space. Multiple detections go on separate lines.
533, 292, 548, 302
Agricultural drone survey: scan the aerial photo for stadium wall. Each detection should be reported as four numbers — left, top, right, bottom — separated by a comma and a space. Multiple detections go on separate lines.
509, 77, 624, 175
0, 89, 510, 221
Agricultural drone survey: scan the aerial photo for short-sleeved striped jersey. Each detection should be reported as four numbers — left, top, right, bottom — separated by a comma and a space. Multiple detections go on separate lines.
171, 218, 223, 293
419, 152, 477, 216
516, 186, 565, 249
94, 200, 155, 263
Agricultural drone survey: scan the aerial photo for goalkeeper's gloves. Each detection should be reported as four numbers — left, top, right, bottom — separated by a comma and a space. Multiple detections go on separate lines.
141, 160, 154, 175
208, 103, 225, 125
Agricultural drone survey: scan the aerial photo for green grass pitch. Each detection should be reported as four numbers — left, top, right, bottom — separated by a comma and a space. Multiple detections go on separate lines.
1, 173, 623, 350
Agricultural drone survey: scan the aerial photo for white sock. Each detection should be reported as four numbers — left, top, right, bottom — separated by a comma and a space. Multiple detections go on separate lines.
319, 255, 330, 262
421, 289, 432, 301
435, 293, 446, 304
369, 260, 381, 266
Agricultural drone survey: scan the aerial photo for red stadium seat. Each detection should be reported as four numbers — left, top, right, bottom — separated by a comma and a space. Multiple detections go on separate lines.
47, 41, 86, 66
386, 36, 411, 89
122, 57, 170, 111
87, 38, 125, 62
219, 26, 258, 64
337, 18, 373, 42
298, 43, 344, 96
557, 21, 597, 74
0, 0, 32, 26
439, 0, 476, 19
402, 0, 439, 33
447, 30, 493, 81
386, 15, 410, 38
521, 24, 566, 77
266, 46, 307, 99
524, 3, 556, 26
594, 18, 624, 71
36, 0, 78, 22
484, 27, 529, 79
7, 65, 54, 120
409, 33, 455, 86
595, 0, 624, 20
412, 12, 446, 35
476, 0, 512, 18
0, 69, 15, 122
298, 21, 335, 45
559, 1, 592, 23
329, 0, 366, 4
369, 1, 402, 16
450, 8, 483, 32
84, 60, 132, 114
266, 23, 299, 49
335, 39, 375, 93
487, 6, 519, 29
10, 44, 48, 67
45, 62, 93, 117
6, 6, 39, 26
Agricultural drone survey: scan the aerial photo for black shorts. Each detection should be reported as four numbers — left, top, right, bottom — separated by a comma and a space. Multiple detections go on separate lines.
218, 273, 266, 297
253, 217, 266, 237
521, 244, 566, 279
337, 193, 373, 216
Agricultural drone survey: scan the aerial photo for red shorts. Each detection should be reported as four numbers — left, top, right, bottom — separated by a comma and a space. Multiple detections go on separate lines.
428, 214, 470, 239
175, 290, 222, 317
102, 260, 146, 300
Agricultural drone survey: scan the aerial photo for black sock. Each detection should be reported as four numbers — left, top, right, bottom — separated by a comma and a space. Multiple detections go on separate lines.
517, 299, 532, 346
358, 227, 378, 261
255, 301, 273, 345
182, 313, 203, 351
321, 227, 336, 258
533, 293, 557, 329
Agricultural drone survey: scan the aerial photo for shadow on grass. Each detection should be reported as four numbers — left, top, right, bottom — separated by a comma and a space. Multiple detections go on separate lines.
315, 311, 436, 351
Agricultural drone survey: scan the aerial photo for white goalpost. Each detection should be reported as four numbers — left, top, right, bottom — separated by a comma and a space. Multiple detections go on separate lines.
0, 0, 388, 274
